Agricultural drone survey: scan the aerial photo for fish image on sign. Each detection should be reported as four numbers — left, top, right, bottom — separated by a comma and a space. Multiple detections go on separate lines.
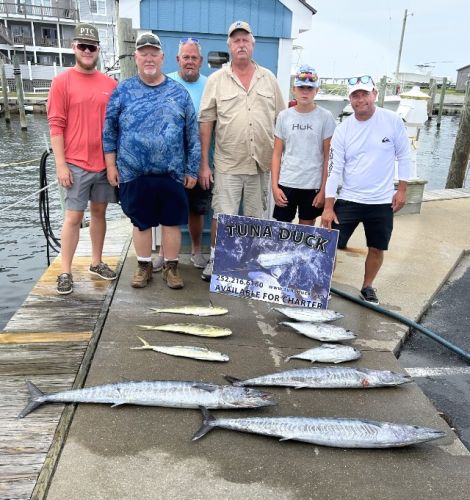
210, 214, 339, 309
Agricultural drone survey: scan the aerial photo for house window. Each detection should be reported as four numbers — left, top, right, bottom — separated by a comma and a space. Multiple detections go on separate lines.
90, 0, 106, 16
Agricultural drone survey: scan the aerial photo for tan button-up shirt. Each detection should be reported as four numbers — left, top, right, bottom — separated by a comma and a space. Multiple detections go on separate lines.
199, 63, 285, 174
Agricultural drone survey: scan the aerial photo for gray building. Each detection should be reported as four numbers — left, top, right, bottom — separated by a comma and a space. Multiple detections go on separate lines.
456, 64, 470, 91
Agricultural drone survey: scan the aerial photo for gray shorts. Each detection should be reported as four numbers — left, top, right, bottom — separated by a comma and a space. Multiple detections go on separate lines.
212, 169, 268, 218
64, 163, 117, 211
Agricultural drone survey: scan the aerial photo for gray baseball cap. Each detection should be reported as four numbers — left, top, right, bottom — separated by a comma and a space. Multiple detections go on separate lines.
135, 32, 162, 50
73, 23, 99, 43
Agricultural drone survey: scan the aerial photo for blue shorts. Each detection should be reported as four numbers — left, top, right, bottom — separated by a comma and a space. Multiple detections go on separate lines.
119, 174, 188, 230
186, 182, 213, 215
332, 200, 393, 251
273, 185, 323, 222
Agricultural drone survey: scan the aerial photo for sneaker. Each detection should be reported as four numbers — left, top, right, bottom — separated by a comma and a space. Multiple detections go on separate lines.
190, 253, 208, 269
57, 273, 73, 295
89, 262, 117, 280
162, 260, 184, 289
131, 261, 153, 288
152, 255, 164, 273
201, 259, 213, 282
360, 286, 379, 305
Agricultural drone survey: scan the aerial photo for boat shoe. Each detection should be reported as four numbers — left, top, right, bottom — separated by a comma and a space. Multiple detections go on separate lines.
57, 273, 73, 295
89, 262, 117, 280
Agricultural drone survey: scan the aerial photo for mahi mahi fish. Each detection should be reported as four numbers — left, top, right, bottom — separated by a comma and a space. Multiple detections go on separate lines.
286, 344, 361, 364
225, 367, 411, 389
150, 305, 228, 316
131, 337, 229, 362
18, 380, 275, 418
275, 307, 344, 322
192, 407, 446, 448
138, 323, 232, 337
281, 321, 356, 341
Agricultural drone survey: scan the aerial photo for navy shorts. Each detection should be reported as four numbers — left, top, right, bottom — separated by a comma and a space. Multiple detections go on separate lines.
272, 185, 323, 223
332, 199, 393, 250
186, 182, 213, 215
119, 174, 188, 230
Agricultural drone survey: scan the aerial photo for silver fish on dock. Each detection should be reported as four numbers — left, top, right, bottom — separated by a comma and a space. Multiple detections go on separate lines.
131, 337, 229, 362
18, 380, 275, 418
192, 407, 446, 448
281, 321, 356, 341
275, 306, 344, 323
137, 323, 232, 337
150, 305, 228, 316
225, 367, 411, 389
286, 344, 361, 364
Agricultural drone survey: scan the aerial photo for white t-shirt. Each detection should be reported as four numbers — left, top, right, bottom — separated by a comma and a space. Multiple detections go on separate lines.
274, 106, 336, 189
325, 107, 412, 204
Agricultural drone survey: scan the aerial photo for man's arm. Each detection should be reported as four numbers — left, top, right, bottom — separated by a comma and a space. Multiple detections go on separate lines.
105, 152, 119, 186
313, 137, 332, 208
271, 137, 287, 207
198, 121, 214, 190
50, 134, 73, 188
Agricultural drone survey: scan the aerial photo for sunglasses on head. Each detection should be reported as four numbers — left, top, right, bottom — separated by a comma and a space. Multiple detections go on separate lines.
348, 75, 374, 86
76, 43, 98, 53
179, 37, 199, 44
296, 72, 318, 83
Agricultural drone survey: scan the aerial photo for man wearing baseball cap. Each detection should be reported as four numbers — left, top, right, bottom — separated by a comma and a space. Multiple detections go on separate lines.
103, 32, 200, 290
321, 74, 412, 305
198, 20, 285, 281
47, 22, 118, 295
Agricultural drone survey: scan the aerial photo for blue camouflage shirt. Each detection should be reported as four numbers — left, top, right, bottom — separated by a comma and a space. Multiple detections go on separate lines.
103, 75, 201, 184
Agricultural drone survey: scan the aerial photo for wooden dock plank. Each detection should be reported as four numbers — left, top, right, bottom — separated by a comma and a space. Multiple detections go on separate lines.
0, 332, 91, 344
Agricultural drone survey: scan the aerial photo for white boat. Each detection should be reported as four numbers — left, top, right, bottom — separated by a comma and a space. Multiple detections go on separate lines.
315, 93, 349, 119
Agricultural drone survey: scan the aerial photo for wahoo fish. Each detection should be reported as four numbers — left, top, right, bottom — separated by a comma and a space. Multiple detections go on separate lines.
18, 380, 275, 418
150, 305, 228, 316
225, 367, 411, 389
281, 322, 356, 342
138, 323, 232, 337
275, 307, 344, 323
131, 337, 229, 362
192, 407, 446, 448
287, 344, 361, 364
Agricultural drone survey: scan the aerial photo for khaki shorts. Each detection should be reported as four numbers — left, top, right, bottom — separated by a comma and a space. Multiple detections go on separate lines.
212, 169, 268, 219
64, 163, 117, 211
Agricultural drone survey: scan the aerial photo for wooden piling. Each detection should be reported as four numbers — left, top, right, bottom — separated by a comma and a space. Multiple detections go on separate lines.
436, 77, 447, 128
0, 59, 11, 123
12, 55, 27, 130
446, 80, 470, 188
117, 18, 137, 80
377, 76, 386, 107
427, 78, 436, 118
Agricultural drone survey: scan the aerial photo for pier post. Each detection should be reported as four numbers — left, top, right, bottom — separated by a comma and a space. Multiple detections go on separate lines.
0, 59, 11, 123
427, 78, 436, 118
117, 18, 137, 80
12, 55, 27, 130
377, 75, 386, 107
446, 80, 470, 188
436, 77, 447, 128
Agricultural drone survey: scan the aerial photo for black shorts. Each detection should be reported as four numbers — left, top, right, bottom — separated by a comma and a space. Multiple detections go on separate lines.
119, 174, 188, 230
332, 200, 393, 250
272, 185, 323, 223
186, 182, 213, 215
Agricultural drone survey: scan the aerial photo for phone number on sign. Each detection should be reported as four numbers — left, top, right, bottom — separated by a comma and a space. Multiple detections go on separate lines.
216, 275, 264, 288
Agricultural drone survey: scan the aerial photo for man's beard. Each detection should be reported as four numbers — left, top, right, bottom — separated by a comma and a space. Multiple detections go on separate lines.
76, 57, 97, 71
182, 69, 199, 82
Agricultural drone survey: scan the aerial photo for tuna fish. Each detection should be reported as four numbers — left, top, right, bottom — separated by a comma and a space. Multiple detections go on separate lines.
131, 337, 229, 362
286, 344, 362, 364
281, 321, 356, 341
275, 307, 344, 323
138, 323, 232, 337
18, 380, 275, 418
225, 367, 411, 389
150, 305, 228, 316
192, 407, 446, 448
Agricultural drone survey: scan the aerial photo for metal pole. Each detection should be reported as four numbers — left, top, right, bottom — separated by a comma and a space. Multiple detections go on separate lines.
436, 77, 447, 128
0, 59, 11, 123
394, 9, 409, 85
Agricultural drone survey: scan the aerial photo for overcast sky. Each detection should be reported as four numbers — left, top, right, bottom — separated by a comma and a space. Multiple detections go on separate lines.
297, 0, 468, 82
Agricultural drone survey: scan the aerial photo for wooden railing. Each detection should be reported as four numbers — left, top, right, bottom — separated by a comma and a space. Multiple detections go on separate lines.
0, 2, 79, 21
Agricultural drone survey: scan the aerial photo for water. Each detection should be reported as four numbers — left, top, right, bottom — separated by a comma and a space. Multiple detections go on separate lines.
0, 113, 467, 329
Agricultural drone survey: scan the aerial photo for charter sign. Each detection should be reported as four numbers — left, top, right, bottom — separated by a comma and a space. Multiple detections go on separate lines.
210, 214, 339, 309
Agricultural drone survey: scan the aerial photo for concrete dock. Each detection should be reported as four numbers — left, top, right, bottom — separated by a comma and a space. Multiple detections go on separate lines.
4, 195, 470, 499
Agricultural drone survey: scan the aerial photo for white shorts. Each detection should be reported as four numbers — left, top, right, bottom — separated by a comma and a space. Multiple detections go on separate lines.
212, 169, 268, 219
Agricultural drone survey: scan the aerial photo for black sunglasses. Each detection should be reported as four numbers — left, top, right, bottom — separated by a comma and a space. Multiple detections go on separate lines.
348, 75, 374, 86
76, 43, 98, 53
